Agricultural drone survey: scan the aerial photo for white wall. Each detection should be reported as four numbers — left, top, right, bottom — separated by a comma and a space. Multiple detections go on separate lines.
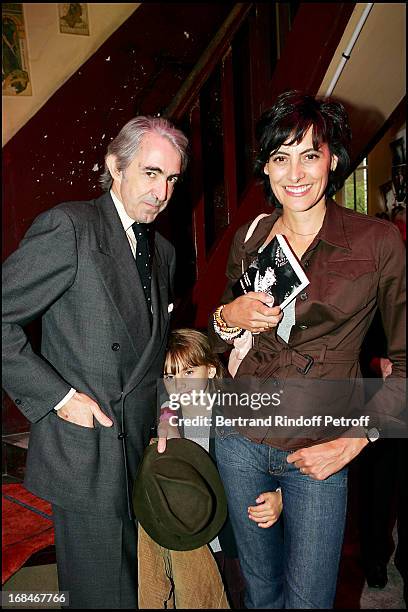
318, 3, 406, 213
318, 3, 405, 120
2, 3, 140, 146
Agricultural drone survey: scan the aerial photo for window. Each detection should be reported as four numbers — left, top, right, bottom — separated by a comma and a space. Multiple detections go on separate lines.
344, 157, 368, 214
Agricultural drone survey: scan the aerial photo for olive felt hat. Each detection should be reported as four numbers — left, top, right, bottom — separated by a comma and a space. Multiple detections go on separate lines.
132, 439, 228, 551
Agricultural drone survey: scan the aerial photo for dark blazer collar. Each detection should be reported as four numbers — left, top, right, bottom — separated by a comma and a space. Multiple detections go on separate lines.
82, 192, 170, 391
95, 191, 166, 264
93, 193, 153, 352
95, 191, 133, 256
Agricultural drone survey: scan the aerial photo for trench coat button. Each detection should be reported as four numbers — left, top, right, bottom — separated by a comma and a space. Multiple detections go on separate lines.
118, 432, 127, 440
299, 324, 308, 330
300, 292, 308, 301
15, 398, 21, 405
111, 343, 120, 351
303, 260, 310, 268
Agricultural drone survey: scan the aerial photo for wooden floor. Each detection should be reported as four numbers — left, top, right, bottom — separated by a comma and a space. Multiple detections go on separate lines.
2, 557, 405, 610
3, 566, 60, 609
2, 524, 405, 610
2, 470, 405, 609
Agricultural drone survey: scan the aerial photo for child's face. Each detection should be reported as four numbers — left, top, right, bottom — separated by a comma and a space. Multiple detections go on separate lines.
163, 363, 216, 396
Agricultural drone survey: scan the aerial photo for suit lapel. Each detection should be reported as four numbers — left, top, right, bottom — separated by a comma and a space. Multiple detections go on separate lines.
92, 194, 151, 355
123, 239, 170, 393
151, 242, 168, 337
91, 194, 170, 390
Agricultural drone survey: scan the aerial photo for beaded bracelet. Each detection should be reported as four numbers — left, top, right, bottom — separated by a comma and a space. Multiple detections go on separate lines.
214, 304, 242, 331
213, 305, 244, 341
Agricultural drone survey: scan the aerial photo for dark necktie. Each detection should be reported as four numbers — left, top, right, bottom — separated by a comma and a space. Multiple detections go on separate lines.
132, 222, 153, 315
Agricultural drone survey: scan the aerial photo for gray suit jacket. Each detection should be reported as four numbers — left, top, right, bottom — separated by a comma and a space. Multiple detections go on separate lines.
2, 192, 175, 516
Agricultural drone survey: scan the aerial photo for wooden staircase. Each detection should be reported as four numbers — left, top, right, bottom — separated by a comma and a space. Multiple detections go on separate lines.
160, 2, 355, 327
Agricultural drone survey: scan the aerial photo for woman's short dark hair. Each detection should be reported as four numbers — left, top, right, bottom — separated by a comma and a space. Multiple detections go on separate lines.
254, 90, 352, 206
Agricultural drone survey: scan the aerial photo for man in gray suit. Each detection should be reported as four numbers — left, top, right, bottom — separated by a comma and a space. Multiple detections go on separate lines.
2, 116, 189, 608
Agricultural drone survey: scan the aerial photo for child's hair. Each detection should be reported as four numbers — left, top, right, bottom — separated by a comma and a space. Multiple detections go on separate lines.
165, 329, 225, 378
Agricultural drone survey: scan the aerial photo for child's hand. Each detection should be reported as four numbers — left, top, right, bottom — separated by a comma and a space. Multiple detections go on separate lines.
369, 356, 393, 380
157, 418, 181, 453
248, 489, 282, 528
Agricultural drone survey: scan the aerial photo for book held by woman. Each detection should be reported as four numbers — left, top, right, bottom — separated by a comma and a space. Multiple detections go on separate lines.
232, 234, 309, 309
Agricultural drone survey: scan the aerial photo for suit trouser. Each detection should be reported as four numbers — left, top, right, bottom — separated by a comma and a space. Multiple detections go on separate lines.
52, 504, 138, 609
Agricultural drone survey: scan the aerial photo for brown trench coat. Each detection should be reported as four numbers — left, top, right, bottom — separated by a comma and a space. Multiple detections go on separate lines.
209, 199, 406, 450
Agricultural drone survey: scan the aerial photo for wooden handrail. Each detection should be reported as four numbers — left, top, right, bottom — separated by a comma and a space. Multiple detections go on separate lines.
164, 3, 253, 123
164, 2, 356, 329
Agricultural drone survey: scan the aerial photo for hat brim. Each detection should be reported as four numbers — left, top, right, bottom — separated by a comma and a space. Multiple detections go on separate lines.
133, 439, 228, 551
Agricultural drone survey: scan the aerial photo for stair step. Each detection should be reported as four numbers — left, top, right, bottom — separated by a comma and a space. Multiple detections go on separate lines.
2, 434, 29, 482
2, 432, 30, 449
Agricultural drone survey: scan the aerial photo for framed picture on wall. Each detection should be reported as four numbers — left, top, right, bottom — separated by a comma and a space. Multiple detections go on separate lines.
392, 164, 406, 204
379, 180, 396, 214
389, 138, 406, 166
2, 3, 32, 96
58, 3, 90, 36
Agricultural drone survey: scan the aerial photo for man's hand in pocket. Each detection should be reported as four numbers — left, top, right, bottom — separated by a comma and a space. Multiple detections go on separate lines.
57, 391, 113, 428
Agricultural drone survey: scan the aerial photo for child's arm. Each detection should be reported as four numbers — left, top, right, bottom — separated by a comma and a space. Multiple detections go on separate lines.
247, 489, 282, 528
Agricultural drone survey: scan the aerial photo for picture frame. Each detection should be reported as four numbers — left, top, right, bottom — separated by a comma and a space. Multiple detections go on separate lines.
2, 3, 32, 96
379, 180, 396, 214
58, 3, 89, 36
389, 137, 406, 166
392, 164, 406, 204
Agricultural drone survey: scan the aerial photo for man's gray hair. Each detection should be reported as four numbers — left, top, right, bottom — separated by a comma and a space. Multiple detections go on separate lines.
99, 115, 189, 191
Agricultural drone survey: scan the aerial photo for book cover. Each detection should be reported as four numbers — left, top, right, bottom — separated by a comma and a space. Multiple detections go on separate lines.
231, 234, 309, 309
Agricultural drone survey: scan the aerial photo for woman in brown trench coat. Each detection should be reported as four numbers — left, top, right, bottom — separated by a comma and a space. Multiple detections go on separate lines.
209, 90, 406, 609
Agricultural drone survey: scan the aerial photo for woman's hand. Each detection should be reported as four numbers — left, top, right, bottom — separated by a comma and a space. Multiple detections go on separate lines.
287, 436, 368, 480
248, 489, 283, 528
222, 292, 283, 333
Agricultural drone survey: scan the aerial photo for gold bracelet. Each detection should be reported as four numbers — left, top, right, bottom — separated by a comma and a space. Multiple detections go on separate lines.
213, 305, 241, 333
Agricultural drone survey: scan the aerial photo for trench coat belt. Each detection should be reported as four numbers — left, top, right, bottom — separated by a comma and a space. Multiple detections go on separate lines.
277, 346, 361, 374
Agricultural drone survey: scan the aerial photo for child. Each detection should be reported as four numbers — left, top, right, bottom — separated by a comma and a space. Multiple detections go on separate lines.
159, 329, 283, 606
160, 329, 283, 528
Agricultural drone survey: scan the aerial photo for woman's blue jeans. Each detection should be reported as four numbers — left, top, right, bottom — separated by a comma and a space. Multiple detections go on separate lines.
215, 427, 348, 609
